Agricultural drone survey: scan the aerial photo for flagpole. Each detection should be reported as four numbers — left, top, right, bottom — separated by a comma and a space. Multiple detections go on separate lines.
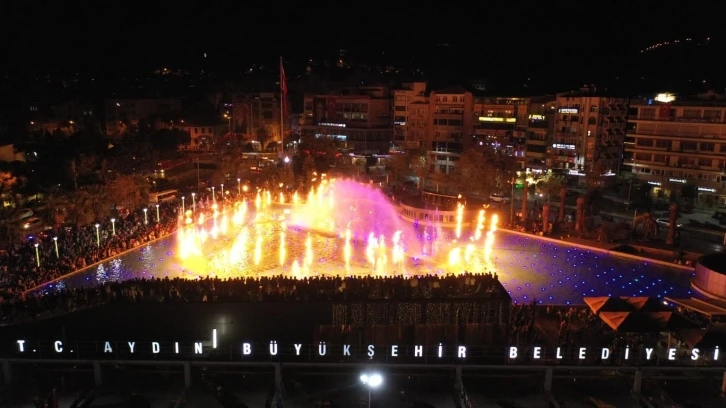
279, 56, 284, 159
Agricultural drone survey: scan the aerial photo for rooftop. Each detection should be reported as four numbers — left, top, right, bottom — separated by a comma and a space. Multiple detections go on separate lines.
433, 86, 468, 95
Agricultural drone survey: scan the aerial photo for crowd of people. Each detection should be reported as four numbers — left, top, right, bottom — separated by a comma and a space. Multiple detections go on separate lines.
0, 203, 180, 299
1, 272, 506, 324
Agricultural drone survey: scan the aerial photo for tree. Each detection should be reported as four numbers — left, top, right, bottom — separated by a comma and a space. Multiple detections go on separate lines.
66, 186, 110, 226
302, 154, 316, 186
256, 127, 271, 147
276, 166, 296, 188
584, 159, 608, 189
410, 151, 429, 190
536, 173, 566, 205
0, 172, 23, 244
150, 129, 190, 152
448, 146, 518, 197
386, 153, 412, 184
106, 174, 150, 210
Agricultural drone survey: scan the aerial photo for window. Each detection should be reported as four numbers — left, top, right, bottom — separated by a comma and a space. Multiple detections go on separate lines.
395, 106, 406, 111
682, 109, 701, 119
701, 142, 715, 152
704, 110, 722, 121
655, 139, 670, 149
395, 95, 406, 101
639, 108, 656, 120
590, 106, 598, 112
587, 117, 597, 125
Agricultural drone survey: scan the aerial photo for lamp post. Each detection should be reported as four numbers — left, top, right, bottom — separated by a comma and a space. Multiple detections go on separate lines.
191, 193, 196, 212
155, 204, 160, 222
221, 184, 224, 200
360, 373, 383, 408
212, 187, 216, 203
181, 196, 185, 213
53, 236, 59, 258
237, 178, 241, 195
95, 223, 100, 247
143, 208, 148, 224
34, 243, 40, 267
111, 218, 116, 235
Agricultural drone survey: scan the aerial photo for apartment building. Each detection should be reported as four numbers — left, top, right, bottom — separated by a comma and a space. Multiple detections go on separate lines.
625, 93, 726, 206
301, 86, 392, 154
392, 81, 429, 150
473, 96, 529, 168
230, 92, 281, 145
553, 88, 628, 184
525, 96, 556, 172
427, 87, 474, 174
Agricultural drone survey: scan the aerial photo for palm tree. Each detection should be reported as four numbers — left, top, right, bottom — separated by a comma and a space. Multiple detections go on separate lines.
666, 203, 679, 245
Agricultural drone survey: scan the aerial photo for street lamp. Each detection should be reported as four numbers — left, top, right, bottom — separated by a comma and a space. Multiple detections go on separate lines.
237, 178, 241, 195
95, 223, 100, 247
212, 187, 216, 203
143, 208, 148, 224
155, 204, 160, 222
191, 193, 196, 212
110, 218, 116, 235
360, 373, 383, 408
53, 236, 59, 258
34, 243, 40, 267
221, 183, 224, 200
223, 113, 231, 135
181, 196, 185, 213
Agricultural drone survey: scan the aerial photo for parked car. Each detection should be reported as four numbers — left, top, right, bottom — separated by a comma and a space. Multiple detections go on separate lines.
12, 209, 34, 221
656, 218, 683, 229
490, 193, 511, 203
22, 217, 43, 230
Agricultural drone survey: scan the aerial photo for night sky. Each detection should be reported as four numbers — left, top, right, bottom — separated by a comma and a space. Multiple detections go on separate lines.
1, 0, 724, 93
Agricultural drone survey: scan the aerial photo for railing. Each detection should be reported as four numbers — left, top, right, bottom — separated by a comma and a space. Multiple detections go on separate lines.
634, 116, 724, 124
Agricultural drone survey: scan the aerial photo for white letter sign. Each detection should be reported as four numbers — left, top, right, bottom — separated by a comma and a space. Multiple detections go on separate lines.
414, 345, 423, 357
509, 347, 518, 359
391, 345, 398, 357
294, 344, 302, 356
578, 348, 586, 360
668, 348, 676, 360
533, 347, 541, 359
691, 348, 700, 360
16, 340, 25, 352
104, 342, 113, 353
343, 345, 351, 356
242, 343, 251, 355
128, 342, 136, 354
458, 346, 466, 358
645, 348, 653, 360
54, 341, 63, 353
194, 342, 203, 354
601, 348, 610, 360
152, 342, 160, 354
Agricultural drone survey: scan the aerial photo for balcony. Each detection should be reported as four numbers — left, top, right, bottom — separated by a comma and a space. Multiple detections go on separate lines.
634, 116, 724, 124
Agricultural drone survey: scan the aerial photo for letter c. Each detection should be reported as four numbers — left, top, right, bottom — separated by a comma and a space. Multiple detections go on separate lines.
54, 341, 63, 353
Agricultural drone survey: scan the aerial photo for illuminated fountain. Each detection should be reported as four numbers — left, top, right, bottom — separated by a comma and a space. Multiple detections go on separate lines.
175, 179, 501, 279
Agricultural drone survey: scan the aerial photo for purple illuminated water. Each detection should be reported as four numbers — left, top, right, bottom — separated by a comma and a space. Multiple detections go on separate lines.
33, 228, 694, 305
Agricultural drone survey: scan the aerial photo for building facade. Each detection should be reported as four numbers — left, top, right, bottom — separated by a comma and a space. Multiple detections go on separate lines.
553, 88, 628, 184
427, 87, 474, 174
473, 96, 529, 168
104, 98, 182, 137
301, 86, 392, 154
625, 94, 726, 206
176, 122, 227, 151
525, 96, 556, 172
230, 92, 281, 146
393, 81, 429, 150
